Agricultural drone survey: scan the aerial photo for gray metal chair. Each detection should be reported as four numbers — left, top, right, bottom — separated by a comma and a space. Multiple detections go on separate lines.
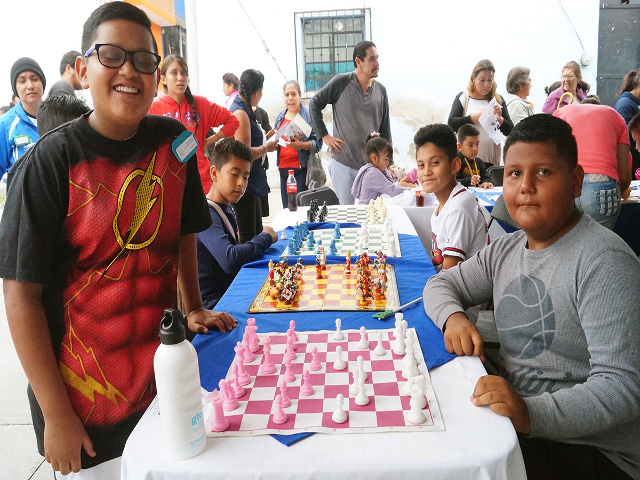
487, 166, 504, 187
487, 194, 519, 230
296, 186, 340, 207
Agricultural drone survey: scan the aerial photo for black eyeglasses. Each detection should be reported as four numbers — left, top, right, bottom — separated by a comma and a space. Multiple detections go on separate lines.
83, 44, 161, 74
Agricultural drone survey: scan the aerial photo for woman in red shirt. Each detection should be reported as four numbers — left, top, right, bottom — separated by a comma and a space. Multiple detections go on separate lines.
273, 80, 323, 208
148, 55, 239, 192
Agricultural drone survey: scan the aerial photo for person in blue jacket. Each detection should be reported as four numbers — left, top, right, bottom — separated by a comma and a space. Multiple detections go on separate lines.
274, 80, 323, 208
0, 57, 46, 177
614, 68, 640, 176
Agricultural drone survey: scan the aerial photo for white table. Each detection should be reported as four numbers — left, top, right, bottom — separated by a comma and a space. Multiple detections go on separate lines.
122, 356, 526, 480
121, 204, 526, 479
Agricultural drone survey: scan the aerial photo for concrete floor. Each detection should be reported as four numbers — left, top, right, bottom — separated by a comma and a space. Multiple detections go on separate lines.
0, 179, 284, 479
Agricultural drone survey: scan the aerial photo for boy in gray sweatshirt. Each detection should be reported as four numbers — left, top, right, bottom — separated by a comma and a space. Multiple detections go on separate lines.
424, 114, 640, 479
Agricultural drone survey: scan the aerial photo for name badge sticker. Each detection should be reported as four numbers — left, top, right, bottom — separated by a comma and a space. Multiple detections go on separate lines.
172, 131, 198, 163
14, 134, 30, 147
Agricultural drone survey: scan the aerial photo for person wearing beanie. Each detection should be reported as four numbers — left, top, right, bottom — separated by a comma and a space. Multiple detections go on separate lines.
1, 57, 46, 177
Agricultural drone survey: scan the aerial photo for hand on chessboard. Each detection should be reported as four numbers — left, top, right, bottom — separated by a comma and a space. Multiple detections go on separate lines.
471, 375, 531, 434
442, 312, 484, 361
262, 226, 278, 244
187, 307, 237, 334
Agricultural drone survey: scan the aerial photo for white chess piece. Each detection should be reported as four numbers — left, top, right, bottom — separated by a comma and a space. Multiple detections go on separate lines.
394, 312, 404, 324
356, 355, 368, 381
350, 366, 360, 395
393, 324, 406, 356
414, 374, 427, 409
333, 346, 346, 370
407, 387, 426, 424
333, 318, 345, 341
354, 373, 369, 406
332, 394, 348, 424
402, 375, 416, 396
358, 326, 369, 350
374, 331, 386, 356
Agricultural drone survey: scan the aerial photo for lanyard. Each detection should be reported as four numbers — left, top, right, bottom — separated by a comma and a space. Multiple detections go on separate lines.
463, 156, 479, 177
207, 199, 239, 243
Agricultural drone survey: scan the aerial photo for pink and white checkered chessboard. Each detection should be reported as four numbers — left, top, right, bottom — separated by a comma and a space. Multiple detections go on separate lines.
204, 328, 444, 437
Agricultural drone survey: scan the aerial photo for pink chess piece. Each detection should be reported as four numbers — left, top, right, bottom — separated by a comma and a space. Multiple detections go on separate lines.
209, 392, 229, 432
283, 356, 296, 382
243, 333, 255, 363
219, 379, 238, 411
237, 358, 251, 385
287, 330, 297, 351
300, 369, 314, 396
234, 342, 244, 362
285, 342, 297, 362
309, 346, 321, 371
279, 379, 291, 407
289, 320, 299, 341
249, 325, 260, 352
272, 394, 287, 425
231, 364, 245, 398
260, 337, 276, 374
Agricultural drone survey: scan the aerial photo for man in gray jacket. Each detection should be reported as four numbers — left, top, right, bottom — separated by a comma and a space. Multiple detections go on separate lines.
310, 41, 391, 204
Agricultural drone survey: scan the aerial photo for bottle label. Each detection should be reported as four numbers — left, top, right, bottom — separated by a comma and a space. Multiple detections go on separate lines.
287, 184, 297, 193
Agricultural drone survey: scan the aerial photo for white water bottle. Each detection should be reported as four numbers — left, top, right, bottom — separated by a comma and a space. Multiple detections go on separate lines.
154, 309, 206, 459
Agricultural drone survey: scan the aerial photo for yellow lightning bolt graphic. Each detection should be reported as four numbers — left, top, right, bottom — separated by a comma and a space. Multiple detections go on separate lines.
59, 326, 128, 416
102, 153, 160, 279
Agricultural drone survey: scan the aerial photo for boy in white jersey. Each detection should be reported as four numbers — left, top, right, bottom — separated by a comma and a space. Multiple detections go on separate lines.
414, 124, 488, 272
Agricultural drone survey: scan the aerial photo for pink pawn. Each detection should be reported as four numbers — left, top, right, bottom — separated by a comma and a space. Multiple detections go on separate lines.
285, 342, 297, 362
287, 330, 297, 351
231, 364, 245, 397
243, 333, 255, 363
234, 342, 244, 362
283, 356, 295, 382
260, 338, 276, 374
219, 379, 238, 411
272, 394, 287, 425
209, 392, 229, 432
279, 379, 291, 407
289, 320, 299, 341
309, 346, 321, 371
300, 369, 314, 396
237, 359, 251, 385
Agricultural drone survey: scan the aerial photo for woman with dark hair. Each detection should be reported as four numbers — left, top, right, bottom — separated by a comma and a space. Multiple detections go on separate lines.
230, 69, 278, 243
541, 61, 589, 113
273, 80, 323, 208
614, 68, 640, 175
149, 54, 239, 192
505, 66, 534, 126
222, 72, 240, 109
448, 59, 513, 166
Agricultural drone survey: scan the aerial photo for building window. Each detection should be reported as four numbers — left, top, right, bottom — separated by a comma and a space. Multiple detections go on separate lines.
295, 9, 372, 97
162, 25, 188, 60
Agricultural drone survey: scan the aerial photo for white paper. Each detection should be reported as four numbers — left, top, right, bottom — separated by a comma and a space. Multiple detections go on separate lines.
478, 98, 505, 145
275, 114, 313, 142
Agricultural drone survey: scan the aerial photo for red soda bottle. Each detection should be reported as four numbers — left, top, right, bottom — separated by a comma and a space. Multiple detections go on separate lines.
287, 169, 297, 211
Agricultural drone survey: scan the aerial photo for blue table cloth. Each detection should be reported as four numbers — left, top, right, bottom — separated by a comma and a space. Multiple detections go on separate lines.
192, 223, 455, 445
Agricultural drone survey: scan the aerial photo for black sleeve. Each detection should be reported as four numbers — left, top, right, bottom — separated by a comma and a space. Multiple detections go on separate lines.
447, 92, 473, 132
0, 138, 69, 285
456, 168, 472, 187
180, 154, 212, 235
498, 94, 514, 135
309, 73, 352, 139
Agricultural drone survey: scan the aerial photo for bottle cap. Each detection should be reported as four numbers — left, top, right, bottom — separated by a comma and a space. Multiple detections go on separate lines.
158, 309, 187, 345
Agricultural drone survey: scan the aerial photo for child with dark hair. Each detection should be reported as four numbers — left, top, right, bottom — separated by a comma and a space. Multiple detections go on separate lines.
197, 138, 277, 308
425, 114, 640, 480
0, 2, 236, 476
455, 124, 493, 189
350, 132, 407, 204
222, 72, 240, 109
6, 93, 90, 190
149, 54, 239, 193
414, 124, 488, 272
615, 68, 640, 176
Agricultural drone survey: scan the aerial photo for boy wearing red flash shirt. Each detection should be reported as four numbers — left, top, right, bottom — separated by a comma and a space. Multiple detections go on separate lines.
0, 3, 236, 477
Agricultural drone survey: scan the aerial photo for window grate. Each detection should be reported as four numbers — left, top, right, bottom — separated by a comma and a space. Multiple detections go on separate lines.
294, 9, 372, 97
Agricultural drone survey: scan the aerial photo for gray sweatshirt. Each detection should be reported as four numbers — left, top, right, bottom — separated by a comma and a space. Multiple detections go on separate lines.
424, 214, 640, 478
309, 72, 391, 170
